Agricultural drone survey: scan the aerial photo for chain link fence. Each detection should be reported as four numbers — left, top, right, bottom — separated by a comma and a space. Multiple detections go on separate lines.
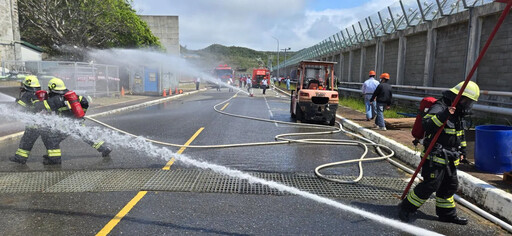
1, 61, 119, 97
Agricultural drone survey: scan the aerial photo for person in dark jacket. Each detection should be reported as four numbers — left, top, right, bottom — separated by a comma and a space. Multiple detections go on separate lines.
39, 77, 112, 165
9, 76, 45, 164
398, 81, 480, 225
370, 73, 392, 131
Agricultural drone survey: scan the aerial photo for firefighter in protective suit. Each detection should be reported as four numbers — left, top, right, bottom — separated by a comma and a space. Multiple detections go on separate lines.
399, 81, 480, 225
9, 76, 46, 164
40, 77, 112, 165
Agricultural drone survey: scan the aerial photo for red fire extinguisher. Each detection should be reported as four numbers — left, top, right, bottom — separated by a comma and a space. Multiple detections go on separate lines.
64, 91, 85, 118
35, 90, 48, 101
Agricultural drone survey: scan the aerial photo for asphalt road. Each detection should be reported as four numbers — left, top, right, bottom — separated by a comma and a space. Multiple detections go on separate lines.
0, 88, 506, 235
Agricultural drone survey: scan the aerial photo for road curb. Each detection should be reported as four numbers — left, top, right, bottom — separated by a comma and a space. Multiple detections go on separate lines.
0, 89, 207, 142
0, 131, 24, 143
273, 85, 512, 223
87, 89, 206, 119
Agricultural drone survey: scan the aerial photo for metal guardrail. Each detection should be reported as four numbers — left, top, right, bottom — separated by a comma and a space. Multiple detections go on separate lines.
338, 86, 512, 116
277, 0, 494, 69
339, 82, 512, 97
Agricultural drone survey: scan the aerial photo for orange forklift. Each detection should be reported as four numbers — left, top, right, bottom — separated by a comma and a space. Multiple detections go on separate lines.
290, 60, 338, 126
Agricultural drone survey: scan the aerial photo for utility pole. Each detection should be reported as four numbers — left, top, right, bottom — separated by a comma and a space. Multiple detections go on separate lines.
272, 36, 279, 77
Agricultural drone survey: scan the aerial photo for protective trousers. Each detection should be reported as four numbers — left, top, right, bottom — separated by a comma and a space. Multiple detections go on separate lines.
401, 158, 458, 218
14, 126, 42, 160
41, 130, 111, 160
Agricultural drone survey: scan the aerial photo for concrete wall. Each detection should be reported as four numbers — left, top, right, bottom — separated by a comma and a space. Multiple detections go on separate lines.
20, 46, 42, 61
342, 52, 350, 82
0, 0, 21, 63
363, 45, 376, 79
311, 2, 512, 93
404, 33, 427, 86
140, 15, 180, 56
382, 40, 398, 84
478, 12, 512, 91
433, 23, 468, 88
351, 49, 361, 82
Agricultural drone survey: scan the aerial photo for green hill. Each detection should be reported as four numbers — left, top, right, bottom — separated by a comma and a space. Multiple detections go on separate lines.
182, 44, 294, 74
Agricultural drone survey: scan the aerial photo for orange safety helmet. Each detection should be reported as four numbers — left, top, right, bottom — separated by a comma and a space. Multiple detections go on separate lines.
369, 70, 376, 76
380, 73, 390, 80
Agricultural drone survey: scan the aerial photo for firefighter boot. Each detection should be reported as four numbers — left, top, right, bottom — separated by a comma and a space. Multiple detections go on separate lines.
438, 215, 468, 225
42, 155, 61, 165
398, 208, 411, 222
9, 155, 27, 164
101, 147, 112, 157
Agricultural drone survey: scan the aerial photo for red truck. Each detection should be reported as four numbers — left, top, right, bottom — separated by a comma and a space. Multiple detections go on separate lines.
213, 64, 234, 86
251, 68, 270, 88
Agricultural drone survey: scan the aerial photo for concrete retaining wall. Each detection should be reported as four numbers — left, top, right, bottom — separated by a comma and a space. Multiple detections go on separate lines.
363, 45, 376, 80
478, 12, 512, 91
405, 33, 427, 86
383, 40, 398, 83
433, 23, 468, 88
351, 49, 361, 82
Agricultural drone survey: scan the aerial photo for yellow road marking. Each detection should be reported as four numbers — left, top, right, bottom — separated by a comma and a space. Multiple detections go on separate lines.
233, 94, 238, 98
96, 191, 148, 236
220, 102, 229, 111
163, 127, 204, 170
96, 127, 205, 236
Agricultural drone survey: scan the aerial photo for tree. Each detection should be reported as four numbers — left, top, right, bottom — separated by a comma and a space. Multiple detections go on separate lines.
18, 0, 161, 59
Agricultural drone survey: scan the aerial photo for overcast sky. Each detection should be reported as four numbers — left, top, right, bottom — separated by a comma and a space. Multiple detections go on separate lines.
131, 0, 399, 52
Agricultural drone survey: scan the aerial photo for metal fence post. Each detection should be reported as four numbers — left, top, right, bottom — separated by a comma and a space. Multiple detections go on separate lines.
400, 0, 411, 27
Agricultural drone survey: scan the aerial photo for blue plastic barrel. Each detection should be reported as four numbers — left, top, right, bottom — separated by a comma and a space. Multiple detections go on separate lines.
475, 125, 512, 174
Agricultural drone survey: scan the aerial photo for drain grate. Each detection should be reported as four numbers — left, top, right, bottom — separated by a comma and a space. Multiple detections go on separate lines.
0, 169, 410, 199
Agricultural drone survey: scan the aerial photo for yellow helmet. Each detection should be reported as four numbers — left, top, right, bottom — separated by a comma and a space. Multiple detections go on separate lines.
22, 75, 41, 91
48, 77, 67, 94
449, 81, 480, 101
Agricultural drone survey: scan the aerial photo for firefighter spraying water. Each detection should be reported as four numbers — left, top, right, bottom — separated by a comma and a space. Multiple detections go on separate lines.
9, 77, 113, 165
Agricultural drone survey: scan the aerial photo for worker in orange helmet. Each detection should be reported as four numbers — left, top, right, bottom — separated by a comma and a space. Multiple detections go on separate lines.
361, 70, 379, 121
370, 73, 392, 131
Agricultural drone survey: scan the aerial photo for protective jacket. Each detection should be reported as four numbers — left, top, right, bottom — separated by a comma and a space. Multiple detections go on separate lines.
401, 91, 466, 218
41, 89, 88, 117
423, 91, 467, 159
16, 91, 40, 112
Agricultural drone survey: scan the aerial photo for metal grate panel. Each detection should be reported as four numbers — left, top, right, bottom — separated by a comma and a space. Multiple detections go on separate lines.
0, 171, 73, 193
0, 169, 411, 199
143, 169, 199, 192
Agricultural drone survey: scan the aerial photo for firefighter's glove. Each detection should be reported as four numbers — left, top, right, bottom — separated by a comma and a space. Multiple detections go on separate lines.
78, 118, 86, 126
460, 155, 471, 165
